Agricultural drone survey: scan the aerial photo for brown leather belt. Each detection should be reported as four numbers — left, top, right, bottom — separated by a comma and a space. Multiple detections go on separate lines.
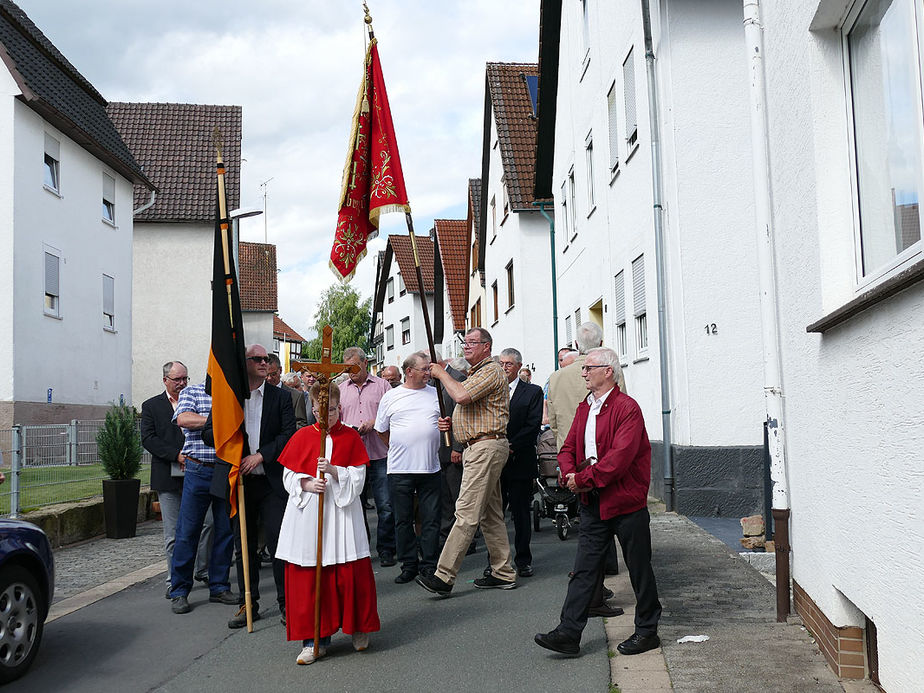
463, 435, 507, 449
184, 455, 215, 468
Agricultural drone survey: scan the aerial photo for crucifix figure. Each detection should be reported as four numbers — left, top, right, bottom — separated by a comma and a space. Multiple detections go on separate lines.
289, 325, 358, 657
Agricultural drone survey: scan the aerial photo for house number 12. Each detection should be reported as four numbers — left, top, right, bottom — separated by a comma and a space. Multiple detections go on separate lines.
704, 323, 717, 335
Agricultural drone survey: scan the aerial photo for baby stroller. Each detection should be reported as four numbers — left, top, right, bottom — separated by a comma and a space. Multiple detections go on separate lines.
532, 428, 579, 540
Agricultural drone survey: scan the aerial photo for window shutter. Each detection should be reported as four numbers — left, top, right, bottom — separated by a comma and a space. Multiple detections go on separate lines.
44, 133, 60, 159
103, 173, 115, 203
623, 48, 637, 137
45, 252, 59, 295
632, 255, 646, 316
575, 308, 582, 326
607, 84, 619, 168
614, 271, 626, 323
103, 275, 115, 314
565, 315, 573, 346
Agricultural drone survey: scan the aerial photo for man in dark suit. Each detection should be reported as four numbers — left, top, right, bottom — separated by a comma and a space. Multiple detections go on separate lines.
141, 361, 212, 597
498, 348, 543, 577
224, 344, 296, 629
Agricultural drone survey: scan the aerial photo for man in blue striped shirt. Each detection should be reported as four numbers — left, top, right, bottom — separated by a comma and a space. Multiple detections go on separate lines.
168, 382, 236, 615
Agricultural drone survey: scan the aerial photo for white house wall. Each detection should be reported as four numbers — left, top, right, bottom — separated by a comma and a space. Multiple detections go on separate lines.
132, 221, 212, 405
242, 312, 274, 358
761, 0, 924, 687
553, 0, 764, 448
0, 65, 19, 412
379, 262, 434, 368
11, 101, 133, 417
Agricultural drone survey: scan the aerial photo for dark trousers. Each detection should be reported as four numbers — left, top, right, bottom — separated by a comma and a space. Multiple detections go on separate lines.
501, 476, 534, 569
388, 471, 442, 575
234, 474, 286, 609
559, 500, 661, 640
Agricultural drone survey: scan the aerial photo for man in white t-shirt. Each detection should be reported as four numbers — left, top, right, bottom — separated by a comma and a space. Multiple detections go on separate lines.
375, 351, 442, 585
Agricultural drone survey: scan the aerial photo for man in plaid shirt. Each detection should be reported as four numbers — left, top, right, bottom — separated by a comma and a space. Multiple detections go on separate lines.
416, 327, 516, 596
167, 383, 236, 615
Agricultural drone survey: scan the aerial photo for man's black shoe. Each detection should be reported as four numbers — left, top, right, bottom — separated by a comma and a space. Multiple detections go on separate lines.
534, 630, 580, 656
616, 633, 661, 655
473, 574, 517, 590
603, 587, 615, 600
209, 590, 238, 605
194, 574, 209, 584
587, 604, 624, 618
394, 569, 418, 584
380, 553, 397, 567
171, 595, 191, 614
415, 573, 452, 596
483, 565, 492, 578
228, 604, 261, 629
518, 565, 534, 578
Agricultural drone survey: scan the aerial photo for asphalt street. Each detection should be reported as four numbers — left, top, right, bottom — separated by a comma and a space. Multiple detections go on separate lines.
13, 520, 608, 693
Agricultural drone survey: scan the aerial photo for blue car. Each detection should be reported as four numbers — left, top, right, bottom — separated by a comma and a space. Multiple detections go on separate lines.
0, 519, 54, 684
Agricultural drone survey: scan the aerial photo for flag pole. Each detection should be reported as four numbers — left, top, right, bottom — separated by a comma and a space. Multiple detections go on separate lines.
214, 129, 254, 633
361, 3, 450, 443
404, 213, 451, 446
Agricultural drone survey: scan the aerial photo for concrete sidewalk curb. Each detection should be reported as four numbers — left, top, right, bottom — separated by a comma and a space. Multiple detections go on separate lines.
47, 561, 165, 623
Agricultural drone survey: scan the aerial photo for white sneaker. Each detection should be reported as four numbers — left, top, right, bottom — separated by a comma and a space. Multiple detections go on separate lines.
296, 645, 327, 665
352, 631, 370, 651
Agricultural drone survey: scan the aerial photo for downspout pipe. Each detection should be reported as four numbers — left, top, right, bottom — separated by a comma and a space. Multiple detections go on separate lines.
133, 190, 155, 216
533, 200, 560, 373
743, 0, 790, 621
641, 0, 674, 511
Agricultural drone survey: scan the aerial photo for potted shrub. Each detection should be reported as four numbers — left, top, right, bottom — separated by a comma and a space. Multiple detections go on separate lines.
97, 403, 143, 539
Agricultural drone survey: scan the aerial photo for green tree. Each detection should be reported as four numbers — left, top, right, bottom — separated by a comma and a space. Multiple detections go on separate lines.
96, 403, 143, 480
302, 283, 372, 361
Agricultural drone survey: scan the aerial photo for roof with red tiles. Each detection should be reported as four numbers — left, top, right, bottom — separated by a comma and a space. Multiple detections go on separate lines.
433, 219, 470, 332
486, 62, 539, 211
468, 178, 482, 241
389, 234, 434, 294
239, 242, 277, 312
273, 315, 306, 343
107, 102, 241, 222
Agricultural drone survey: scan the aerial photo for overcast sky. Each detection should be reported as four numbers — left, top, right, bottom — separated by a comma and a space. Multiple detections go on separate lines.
16, 0, 541, 340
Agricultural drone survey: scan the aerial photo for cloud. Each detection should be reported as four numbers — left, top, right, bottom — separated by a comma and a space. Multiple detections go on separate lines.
16, 0, 540, 338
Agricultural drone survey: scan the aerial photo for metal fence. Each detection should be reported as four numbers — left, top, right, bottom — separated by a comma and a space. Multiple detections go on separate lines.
0, 420, 151, 518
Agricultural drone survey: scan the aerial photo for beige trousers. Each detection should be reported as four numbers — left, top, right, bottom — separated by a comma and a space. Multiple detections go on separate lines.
435, 438, 516, 584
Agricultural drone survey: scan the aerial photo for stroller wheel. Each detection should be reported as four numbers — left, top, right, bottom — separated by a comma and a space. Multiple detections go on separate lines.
556, 513, 570, 541
533, 500, 541, 532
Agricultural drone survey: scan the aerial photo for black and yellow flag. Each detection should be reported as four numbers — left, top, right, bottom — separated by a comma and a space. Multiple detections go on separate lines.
205, 168, 248, 516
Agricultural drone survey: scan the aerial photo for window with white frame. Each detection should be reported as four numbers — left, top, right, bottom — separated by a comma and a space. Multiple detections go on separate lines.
376, 343, 383, 363
492, 281, 499, 323
560, 180, 571, 248
575, 307, 582, 329
503, 180, 510, 217
585, 131, 595, 210
387, 277, 395, 303
565, 314, 573, 348
44, 251, 60, 317
568, 168, 577, 238
102, 173, 116, 224
623, 48, 638, 150
44, 134, 60, 193
401, 317, 410, 344
607, 82, 620, 173
845, 0, 923, 279
632, 255, 648, 353
506, 260, 515, 308
398, 273, 406, 296
385, 325, 394, 350
614, 270, 628, 359
102, 274, 115, 330
491, 195, 497, 240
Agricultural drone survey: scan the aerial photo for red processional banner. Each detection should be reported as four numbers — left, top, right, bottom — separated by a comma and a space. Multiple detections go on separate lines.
330, 39, 410, 282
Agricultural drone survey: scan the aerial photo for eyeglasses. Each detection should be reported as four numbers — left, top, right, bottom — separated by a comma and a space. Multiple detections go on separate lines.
247, 356, 271, 364
165, 376, 189, 383
580, 365, 609, 372
462, 340, 487, 347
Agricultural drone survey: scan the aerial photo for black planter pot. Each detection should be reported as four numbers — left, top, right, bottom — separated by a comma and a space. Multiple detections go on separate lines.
102, 478, 140, 539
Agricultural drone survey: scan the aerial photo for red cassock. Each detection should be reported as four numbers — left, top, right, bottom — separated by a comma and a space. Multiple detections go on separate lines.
276, 422, 381, 641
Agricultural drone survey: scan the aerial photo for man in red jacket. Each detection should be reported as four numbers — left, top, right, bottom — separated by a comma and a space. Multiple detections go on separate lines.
535, 347, 661, 657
